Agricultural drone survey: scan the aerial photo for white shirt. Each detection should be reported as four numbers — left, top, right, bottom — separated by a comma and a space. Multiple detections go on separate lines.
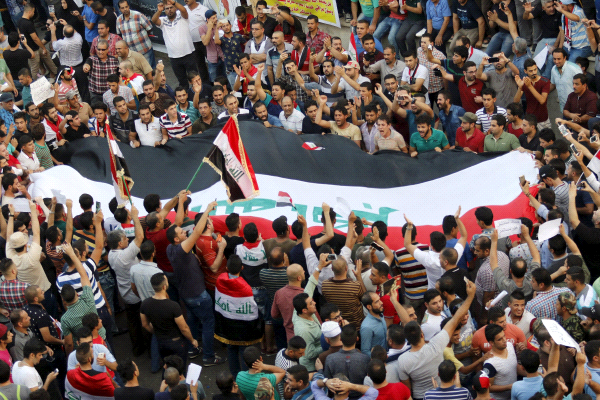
421, 311, 444, 341
158, 11, 195, 58
184, 3, 208, 42
17, 151, 40, 171
401, 64, 430, 95
338, 75, 370, 100
52, 31, 84, 66
504, 307, 536, 339
11, 362, 42, 390
134, 117, 162, 146
128, 75, 145, 96
217, 108, 250, 119
279, 109, 305, 132
414, 243, 465, 289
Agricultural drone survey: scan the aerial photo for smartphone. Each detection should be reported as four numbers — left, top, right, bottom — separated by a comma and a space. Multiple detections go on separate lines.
519, 175, 526, 186
500, 2, 506, 10
158, 59, 163, 64
427, 44, 433, 50
326, 254, 337, 261
19, 34, 25, 41
54, 368, 59, 374
591, 135, 599, 143
434, 69, 443, 77
488, 57, 500, 63
570, 143, 580, 155
95, 201, 101, 213
216, 233, 222, 242
371, 242, 384, 251
48, 4, 54, 13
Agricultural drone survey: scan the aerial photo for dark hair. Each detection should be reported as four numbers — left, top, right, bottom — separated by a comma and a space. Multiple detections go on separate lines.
491, 114, 506, 128
438, 360, 457, 383
388, 324, 405, 346
367, 359, 386, 384
287, 364, 309, 385
293, 31, 306, 45
163, 355, 185, 375
61, 284, 77, 303
117, 359, 137, 381
548, 234, 567, 255
484, 323, 503, 342
107, 74, 120, 83
475, 236, 491, 251
424, 289, 441, 304
92, 102, 108, 112
430, 231, 446, 252
7, 32, 20, 47
506, 102, 523, 119
243, 346, 262, 368
227, 255, 243, 275
510, 258, 527, 279
482, 87, 497, 98
288, 336, 307, 350
320, 303, 339, 322
0, 359, 10, 383
573, 73, 587, 86
372, 221, 388, 241
567, 254, 584, 268
18, 134, 33, 148
243, 222, 259, 243
488, 306, 505, 323
524, 58, 537, 70
520, 349, 540, 373
404, 321, 422, 346
170, 385, 189, 400
438, 276, 455, 295
531, 266, 551, 288
442, 215, 457, 235
216, 371, 235, 396
539, 128, 555, 143
81, 313, 99, 331
307, 14, 318, 22
150, 273, 166, 292
462, 60, 476, 71
23, 338, 47, 359
225, 213, 240, 231
453, 45, 468, 59
509, 289, 525, 303
113, 96, 126, 107
76, 327, 92, 341
293, 293, 310, 315
415, 113, 431, 127
340, 324, 357, 347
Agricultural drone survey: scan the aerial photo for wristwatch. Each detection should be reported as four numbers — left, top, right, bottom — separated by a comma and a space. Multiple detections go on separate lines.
322, 378, 328, 385
315, 267, 321, 272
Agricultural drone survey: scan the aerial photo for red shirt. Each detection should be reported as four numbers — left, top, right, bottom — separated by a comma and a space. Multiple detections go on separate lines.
508, 123, 524, 138
523, 77, 551, 123
195, 235, 227, 292
471, 323, 526, 353
236, 14, 253, 37
455, 127, 485, 153
375, 382, 411, 400
458, 77, 485, 113
145, 228, 173, 273
291, 47, 312, 72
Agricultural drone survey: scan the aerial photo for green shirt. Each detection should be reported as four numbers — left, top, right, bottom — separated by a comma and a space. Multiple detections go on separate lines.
35, 141, 53, 170
60, 286, 107, 341
236, 372, 279, 400
410, 128, 449, 153
22, 86, 32, 106
483, 131, 520, 152
407, 0, 426, 20
177, 101, 200, 124
351, 0, 375, 17
0, 59, 9, 85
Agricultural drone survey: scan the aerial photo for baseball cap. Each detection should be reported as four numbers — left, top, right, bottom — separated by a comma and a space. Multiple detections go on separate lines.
0, 324, 6, 339
580, 304, 600, 321
254, 377, 274, 400
561, 0, 575, 4
345, 61, 359, 70
459, 112, 478, 123
8, 232, 28, 249
0, 93, 14, 103
558, 292, 578, 314
321, 321, 341, 338
272, 216, 288, 236
205, 9, 217, 19
65, 91, 77, 100
473, 370, 492, 392
538, 165, 556, 179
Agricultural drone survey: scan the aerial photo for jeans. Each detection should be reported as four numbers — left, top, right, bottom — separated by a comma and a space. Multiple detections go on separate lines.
568, 46, 593, 62
97, 305, 114, 353
374, 17, 403, 56
227, 71, 238, 90
42, 288, 58, 319
182, 290, 215, 359
252, 287, 268, 320
151, 334, 161, 373
485, 31, 514, 57
157, 336, 188, 364
98, 271, 116, 313
395, 20, 426, 55
171, 52, 198, 89
356, 14, 373, 24
431, 28, 453, 56
164, 271, 179, 303
336, 0, 351, 16
193, 41, 210, 83
208, 59, 226, 83
143, 49, 156, 69
273, 319, 287, 350
227, 345, 248, 378
449, 28, 479, 51
535, 38, 555, 79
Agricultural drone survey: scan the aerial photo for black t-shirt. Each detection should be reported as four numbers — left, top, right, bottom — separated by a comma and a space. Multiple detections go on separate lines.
311, 232, 347, 255
64, 124, 91, 142
114, 386, 155, 400
19, 18, 39, 51
302, 116, 328, 134
139, 297, 183, 340
101, 7, 118, 34
4, 49, 31, 77
451, 0, 483, 30
262, 16, 278, 38
224, 235, 245, 259
531, 5, 561, 39
441, 267, 468, 300
187, 84, 212, 102
490, 1, 517, 34
519, 133, 540, 152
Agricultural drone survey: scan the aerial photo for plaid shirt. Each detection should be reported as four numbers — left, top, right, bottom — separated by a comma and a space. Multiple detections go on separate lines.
0, 279, 30, 312
279, 74, 310, 102
475, 251, 509, 305
85, 55, 119, 94
525, 286, 572, 321
61, 286, 107, 341
116, 10, 153, 54
90, 33, 122, 57
417, 46, 445, 94
306, 30, 330, 54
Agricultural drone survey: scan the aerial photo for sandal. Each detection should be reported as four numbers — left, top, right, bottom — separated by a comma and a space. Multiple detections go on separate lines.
482, 36, 492, 45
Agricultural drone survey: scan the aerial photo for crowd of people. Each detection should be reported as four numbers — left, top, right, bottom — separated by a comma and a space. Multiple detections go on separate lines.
1, 0, 600, 399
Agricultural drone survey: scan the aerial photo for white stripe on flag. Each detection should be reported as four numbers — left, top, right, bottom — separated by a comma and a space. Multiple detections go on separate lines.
588, 150, 600, 175
213, 131, 257, 199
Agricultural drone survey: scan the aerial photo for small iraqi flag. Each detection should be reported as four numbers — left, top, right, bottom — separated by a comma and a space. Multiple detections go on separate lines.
302, 142, 324, 151
276, 191, 295, 208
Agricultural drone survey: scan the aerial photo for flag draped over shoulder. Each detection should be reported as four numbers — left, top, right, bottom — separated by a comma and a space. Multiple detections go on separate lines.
65, 368, 115, 400
214, 273, 262, 345
204, 116, 259, 203
105, 119, 134, 206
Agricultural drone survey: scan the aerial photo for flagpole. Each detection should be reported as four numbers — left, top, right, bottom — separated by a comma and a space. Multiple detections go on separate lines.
122, 176, 133, 205
186, 161, 205, 191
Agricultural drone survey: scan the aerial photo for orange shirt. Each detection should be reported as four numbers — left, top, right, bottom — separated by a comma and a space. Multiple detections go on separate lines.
195, 235, 227, 292
471, 323, 526, 353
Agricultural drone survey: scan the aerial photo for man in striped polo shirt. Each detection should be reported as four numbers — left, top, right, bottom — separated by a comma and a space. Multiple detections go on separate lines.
475, 87, 508, 134
57, 210, 114, 352
158, 99, 191, 144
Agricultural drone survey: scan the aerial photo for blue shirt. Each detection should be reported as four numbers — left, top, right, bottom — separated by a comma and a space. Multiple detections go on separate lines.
446, 238, 473, 270
177, 101, 200, 124
354, 35, 384, 57
426, 0, 452, 30
0, 108, 15, 128
267, 114, 284, 127
512, 48, 533, 78
437, 104, 465, 146
511, 375, 543, 400
360, 312, 387, 356
83, 5, 99, 43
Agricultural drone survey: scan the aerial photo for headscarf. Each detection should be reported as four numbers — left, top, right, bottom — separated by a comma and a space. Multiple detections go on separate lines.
56, 0, 84, 32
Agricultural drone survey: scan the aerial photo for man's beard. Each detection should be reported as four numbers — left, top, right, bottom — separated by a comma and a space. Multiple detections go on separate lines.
63, 76, 72, 81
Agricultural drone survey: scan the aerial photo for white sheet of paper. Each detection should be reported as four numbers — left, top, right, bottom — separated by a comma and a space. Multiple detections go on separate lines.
494, 219, 522, 237
30, 77, 55, 105
542, 319, 581, 351
534, 46, 549, 69
537, 219, 562, 242
50, 189, 67, 204
12, 198, 31, 213
334, 197, 352, 220
485, 290, 508, 310
186, 363, 202, 385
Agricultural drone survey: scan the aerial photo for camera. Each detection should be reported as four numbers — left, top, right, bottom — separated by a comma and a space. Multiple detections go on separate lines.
364, 52, 375, 62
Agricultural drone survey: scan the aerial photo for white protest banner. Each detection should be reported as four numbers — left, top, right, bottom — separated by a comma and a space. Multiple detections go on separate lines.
186, 363, 202, 384
533, 45, 549, 69
334, 197, 352, 220
537, 219, 562, 242
542, 319, 581, 351
30, 77, 55, 105
12, 198, 31, 213
485, 290, 508, 310
494, 219, 522, 237
51, 189, 67, 204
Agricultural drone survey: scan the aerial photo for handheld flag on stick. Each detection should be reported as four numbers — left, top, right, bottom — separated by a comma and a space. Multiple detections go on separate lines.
106, 119, 134, 206
348, 31, 358, 62
203, 116, 259, 203
276, 191, 296, 210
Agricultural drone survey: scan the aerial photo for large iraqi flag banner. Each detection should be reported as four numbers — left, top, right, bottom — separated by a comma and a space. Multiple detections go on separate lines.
29, 121, 538, 249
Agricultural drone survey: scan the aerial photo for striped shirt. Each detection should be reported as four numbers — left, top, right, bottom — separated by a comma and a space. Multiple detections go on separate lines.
159, 112, 191, 138
475, 106, 507, 133
424, 385, 472, 400
34, 142, 53, 170
525, 285, 571, 321
56, 259, 106, 309
395, 244, 429, 300
260, 267, 289, 302
563, 6, 587, 50
321, 278, 366, 329
274, 349, 298, 398
116, 11, 153, 55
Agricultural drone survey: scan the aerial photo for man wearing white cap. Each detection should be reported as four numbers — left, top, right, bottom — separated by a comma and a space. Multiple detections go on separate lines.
331, 61, 370, 101
555, 0, 591, 62
315, 321, 342, 371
